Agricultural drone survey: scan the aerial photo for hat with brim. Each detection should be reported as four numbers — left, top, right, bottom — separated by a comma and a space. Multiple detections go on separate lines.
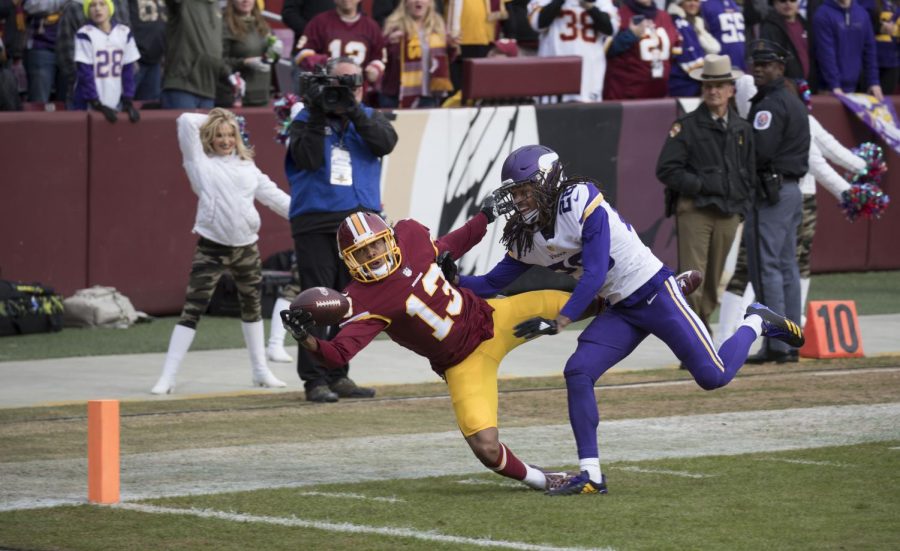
689, 54, 743, 82
748, 39, 790, 64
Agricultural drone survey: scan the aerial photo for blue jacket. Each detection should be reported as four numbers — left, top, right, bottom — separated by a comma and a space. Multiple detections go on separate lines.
285, 104, 396, 219
812, 0, 880, 90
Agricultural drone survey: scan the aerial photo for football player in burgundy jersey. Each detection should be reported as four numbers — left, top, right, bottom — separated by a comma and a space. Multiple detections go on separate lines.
281, 210, 577, 492
458, 145, 805, 495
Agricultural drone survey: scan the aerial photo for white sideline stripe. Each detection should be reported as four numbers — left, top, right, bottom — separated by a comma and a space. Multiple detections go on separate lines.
755, 458, 849, 467
890, 447, 900, 450
113, 503, 607, 551
297, 491, 404, 503
614, 466, 712, 479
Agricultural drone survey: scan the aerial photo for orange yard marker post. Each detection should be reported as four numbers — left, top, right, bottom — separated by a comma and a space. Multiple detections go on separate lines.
799, 300, 865, 359
88, 400, 120, 504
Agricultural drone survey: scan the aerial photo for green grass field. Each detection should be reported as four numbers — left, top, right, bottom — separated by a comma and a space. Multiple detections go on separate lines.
1, 271, 898, 362
1, 360, 898, 550
2, 271, 898, 550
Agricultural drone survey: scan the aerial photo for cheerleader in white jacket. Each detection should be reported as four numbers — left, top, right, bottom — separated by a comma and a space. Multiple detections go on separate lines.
151, 109, 291, 394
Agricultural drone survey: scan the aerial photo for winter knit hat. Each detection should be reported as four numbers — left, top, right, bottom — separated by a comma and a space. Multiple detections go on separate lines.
84, 0, 115, 18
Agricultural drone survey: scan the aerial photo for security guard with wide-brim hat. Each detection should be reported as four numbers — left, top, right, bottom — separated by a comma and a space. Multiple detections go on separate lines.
743, 39, 810, 364
656, 54, 756, 333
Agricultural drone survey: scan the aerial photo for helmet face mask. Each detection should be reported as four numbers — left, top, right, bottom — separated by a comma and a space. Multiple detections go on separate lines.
337, 212, 402, 283
494, 145, 563, 227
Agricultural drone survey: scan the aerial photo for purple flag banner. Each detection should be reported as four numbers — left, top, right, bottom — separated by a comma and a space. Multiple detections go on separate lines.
836, 93, 900, 155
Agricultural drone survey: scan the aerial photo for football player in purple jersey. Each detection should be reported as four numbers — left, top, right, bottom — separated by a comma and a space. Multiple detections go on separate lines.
281, 209, 577, 492
456, 144, 805, 495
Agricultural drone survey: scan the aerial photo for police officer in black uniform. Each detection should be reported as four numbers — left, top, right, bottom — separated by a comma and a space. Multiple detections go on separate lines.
744, 39, 810, 363
656, 54, 756, 334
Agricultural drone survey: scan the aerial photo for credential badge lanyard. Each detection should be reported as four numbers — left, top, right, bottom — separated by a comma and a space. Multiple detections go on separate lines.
330, 124, 353, 187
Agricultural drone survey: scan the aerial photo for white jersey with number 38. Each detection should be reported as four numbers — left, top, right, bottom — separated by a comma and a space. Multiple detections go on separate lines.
528, 0, 619, 102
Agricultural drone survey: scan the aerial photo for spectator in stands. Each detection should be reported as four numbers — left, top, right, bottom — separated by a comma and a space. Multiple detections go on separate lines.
71, 0, 140, 123
151, 108, 291, 395
501, 0, 538, 55
668, 0, 720, 97
445, 0, 505, 91
529, 0, 617, 102
812, 0, 883, 100
128, 0, 165, 101
282, 0, 334, 60
285, 56, 397, 402
23, 0, 68, 102
160, 0, 228, 109
700, 0, 746, 71
656, 54, 754, 334
56, 0, 130, 105
604, 0, 680, 100
1, 0, 26, 104
381, 0, 455, 108
216, 0, 281, 107
0, 36, 21, 110
744, 0, 770, 34
860, 0, 899, 94
295, 0, 386, 98
760, 0, 813, 85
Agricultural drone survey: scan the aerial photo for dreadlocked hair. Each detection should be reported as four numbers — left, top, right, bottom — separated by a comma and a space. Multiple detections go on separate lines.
501, 176, 583, 258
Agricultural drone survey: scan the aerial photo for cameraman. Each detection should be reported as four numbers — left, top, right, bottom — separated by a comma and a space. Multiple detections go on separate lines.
285, 56, 398, 403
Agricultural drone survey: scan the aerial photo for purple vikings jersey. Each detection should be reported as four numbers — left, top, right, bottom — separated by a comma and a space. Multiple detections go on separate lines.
461, 182, 662, 321
700, 0, 746, 70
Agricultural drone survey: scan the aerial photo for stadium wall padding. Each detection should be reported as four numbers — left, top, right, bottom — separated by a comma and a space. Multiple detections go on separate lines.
0, 98, 896, 314
0, 112, 90, 296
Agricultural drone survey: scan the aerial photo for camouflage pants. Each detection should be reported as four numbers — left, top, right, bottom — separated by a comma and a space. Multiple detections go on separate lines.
178, 237, 263, 328
796, 194, 817, 278
279, 261, 301, 302
725, 193, 816, 294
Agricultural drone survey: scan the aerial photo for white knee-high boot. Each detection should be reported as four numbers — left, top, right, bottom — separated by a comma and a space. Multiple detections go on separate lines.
716, 291, 744, 347
266, 297, 294, 363
800, 277, 811, 327
151, 324, 196, 395
243, 320, 287, 388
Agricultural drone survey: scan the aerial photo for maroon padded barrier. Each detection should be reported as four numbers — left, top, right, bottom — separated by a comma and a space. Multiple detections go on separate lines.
86, 109, 293, 314
616, 99, 680, 269
462, 56, 582, 100
0, 112, 89, 296
807, 96, 899, 272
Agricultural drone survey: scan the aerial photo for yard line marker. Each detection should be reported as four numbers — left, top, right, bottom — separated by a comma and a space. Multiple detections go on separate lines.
755, 458, 849, 467
114, 503, 609, 551
615, 466, 712, 479
87, 400, 120, 504
297, 491, 404, 503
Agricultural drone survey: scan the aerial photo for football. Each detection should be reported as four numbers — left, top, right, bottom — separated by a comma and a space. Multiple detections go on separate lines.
290, 287, 350, 326
677, 270, 703, 297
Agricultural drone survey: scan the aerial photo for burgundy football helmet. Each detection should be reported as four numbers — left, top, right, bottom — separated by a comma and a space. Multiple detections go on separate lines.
336, 212, 402, 282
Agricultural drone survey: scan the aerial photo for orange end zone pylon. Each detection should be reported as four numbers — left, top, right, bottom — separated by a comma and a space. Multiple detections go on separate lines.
799, 300, 865, 359
88, 399, 120, 504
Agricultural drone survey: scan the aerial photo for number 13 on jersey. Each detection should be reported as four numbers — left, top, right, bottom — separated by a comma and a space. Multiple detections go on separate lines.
406, 264, 462, 340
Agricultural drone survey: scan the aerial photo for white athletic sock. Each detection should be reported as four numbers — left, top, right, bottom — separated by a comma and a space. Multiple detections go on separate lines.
580, 458, 602, 482
522, 464, 547, 490
741, 315, 764, 338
